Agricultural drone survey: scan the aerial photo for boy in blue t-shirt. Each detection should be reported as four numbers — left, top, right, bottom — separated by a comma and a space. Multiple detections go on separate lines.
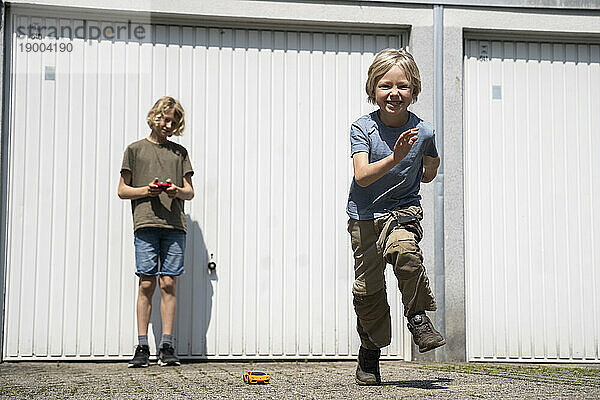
347, 48, 445, 385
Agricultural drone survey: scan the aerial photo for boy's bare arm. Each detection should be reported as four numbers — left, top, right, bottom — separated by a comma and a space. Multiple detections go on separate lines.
422, 155, 440, 183
353, 152, 396, 187
353, 128, 418, 187
118, 171, 161, 200
165, 173, 194, 200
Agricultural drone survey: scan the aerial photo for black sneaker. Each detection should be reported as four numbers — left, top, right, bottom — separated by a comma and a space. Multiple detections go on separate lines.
128, 345, 150, 368
355, 346, 381, 385
158, 343, 180, 366
407, 313, 446, 353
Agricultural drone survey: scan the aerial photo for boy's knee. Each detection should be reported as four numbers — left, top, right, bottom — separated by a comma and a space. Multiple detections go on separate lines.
352, 276, 386, 297
159, 275, 177, 293
138, 276, 157, 294
353, 289, 390, 317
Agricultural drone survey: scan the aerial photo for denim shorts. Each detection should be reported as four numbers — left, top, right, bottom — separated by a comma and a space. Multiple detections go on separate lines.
134, 227, 186, 276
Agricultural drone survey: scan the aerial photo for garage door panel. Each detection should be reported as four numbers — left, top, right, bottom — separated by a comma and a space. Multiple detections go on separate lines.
64, 32, 85, 356
229, 33, 247, 358
49, 18, 72, 359
514, 42, 535, 360
465, 38, 600, 362
282, 32, 298, 357
20, 29, 44, 357
591, 45, 600, 361
120, 32, 140, 358
577, 43, 600, 360
525, 43, 546, 359
107, 37, 127, 358
551, 75, 571, 359
34, 39, 54, 359
538, 43, 560, 360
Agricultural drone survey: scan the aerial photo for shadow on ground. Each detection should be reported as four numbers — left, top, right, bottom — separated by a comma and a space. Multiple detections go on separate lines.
381, 377, 452, 389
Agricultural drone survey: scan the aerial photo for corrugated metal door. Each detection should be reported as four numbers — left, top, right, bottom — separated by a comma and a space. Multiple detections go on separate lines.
464, 38, 600, 362
2, 8, 411, 360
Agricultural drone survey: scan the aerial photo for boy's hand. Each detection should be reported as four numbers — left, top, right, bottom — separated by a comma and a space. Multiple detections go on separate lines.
421, 155, 440, 183
147, 178, 162, 197
393, 128, 418, 164
164, 178, 179, 199
421, 168, 436, 183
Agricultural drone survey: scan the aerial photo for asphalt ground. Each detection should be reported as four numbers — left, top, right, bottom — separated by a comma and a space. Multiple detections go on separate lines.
1, 360, 599, 399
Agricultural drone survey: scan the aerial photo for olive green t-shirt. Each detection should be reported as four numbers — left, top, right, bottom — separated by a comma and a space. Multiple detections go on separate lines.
121, 138, 194, 233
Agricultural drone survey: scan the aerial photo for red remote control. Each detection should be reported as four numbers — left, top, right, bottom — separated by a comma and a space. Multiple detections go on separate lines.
156, 182, 172, 190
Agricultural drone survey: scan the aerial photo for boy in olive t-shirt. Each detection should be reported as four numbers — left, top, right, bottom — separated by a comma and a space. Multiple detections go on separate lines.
118, 96, 194, 368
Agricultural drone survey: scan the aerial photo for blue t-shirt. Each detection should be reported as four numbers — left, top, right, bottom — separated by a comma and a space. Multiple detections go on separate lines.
346, 111, 438, 220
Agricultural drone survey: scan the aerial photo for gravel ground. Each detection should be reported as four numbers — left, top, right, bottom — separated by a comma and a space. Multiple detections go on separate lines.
1, 360, 599, 399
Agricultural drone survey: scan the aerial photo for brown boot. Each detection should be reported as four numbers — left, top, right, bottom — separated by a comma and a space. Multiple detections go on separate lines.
407, 313, 446, 353
355, 346, 381, 385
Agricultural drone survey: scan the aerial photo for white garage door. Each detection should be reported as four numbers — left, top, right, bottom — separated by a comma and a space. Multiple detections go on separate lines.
464, 38, 600, 362
2, 7, 411, 360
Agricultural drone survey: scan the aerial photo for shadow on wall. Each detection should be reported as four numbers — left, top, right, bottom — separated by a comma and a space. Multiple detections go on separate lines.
148, 217, 215, 358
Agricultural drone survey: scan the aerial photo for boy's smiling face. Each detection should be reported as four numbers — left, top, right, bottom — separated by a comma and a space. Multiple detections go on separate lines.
375, 64, 413, 126
152, 109, 176, 142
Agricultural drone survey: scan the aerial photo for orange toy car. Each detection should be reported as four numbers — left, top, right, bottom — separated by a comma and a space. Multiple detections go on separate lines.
243, 370, 270, 384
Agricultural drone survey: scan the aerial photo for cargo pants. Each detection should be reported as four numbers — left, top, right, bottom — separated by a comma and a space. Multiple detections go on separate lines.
348, 205, 437, 350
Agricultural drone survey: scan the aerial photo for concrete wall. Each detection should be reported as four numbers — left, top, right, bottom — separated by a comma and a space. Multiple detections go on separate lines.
1, 0, 599, 362
0, 0, 6, 364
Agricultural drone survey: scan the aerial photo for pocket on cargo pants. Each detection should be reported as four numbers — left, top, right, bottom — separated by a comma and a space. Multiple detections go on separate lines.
348, 218, 386, 296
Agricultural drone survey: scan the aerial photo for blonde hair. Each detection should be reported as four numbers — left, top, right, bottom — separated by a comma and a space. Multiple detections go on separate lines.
146, 96, 186, 136
365, 48, 421, 105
